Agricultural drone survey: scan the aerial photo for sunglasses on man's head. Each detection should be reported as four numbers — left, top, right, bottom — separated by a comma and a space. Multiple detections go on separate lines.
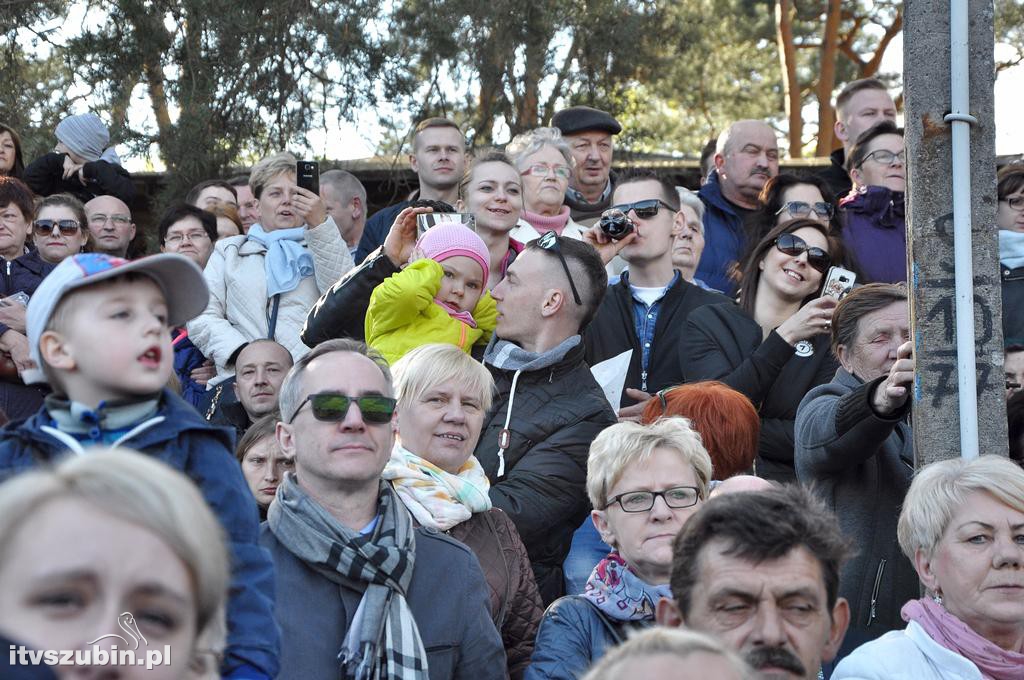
609, 199, 676, 221
773, 232, 831, 274
537, 231, 583, 306
33, 219, 81, 237
288, 392, 396, 425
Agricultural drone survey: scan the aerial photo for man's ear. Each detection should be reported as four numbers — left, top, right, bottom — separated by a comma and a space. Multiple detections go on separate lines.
822, 597, 851, 664
38, 329, 75, 372
539, 288, 566, 319
714, 152, 725, 172
656, 596, 684, 628
129, 222, 137, 241
276, 421, 296, 459
351, 196, 364, 221
233, 381, 241, 400
409, 150, 420, 173
834, 118, 848, 145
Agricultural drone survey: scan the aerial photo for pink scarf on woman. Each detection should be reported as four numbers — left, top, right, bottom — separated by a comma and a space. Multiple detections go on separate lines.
523, 206, 571, 236
902, 597, 1024, 679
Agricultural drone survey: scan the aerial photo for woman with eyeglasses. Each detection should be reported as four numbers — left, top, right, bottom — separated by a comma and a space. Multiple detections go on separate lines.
680, 218, 843, 483
382, 344, 543, 679
997, 164, 1024, 345
0, 186, 82, 419
838, 120, 907, 284
506, 128, 587, 243
527, 418, 712, 680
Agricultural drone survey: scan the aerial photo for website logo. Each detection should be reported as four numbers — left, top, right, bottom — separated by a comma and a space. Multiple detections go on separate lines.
9, 611, 171, 669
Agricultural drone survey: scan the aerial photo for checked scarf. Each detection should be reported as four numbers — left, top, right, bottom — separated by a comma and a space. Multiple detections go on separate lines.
268, 474, 428, 680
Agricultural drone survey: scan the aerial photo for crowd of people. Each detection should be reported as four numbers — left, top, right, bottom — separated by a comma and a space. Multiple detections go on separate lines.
0, 77, 1021, 680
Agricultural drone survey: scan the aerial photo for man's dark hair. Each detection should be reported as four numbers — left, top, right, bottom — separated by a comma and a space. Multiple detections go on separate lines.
845, 120, 903, 173
830, 283, 908, 357
157, 203, 218, 244
226, 174, 250, 188
614, 170, 680, 211
185, 179, 238, 206
525, 236, 608, 331
835, 78, 890, 116
670, 485, 852, 617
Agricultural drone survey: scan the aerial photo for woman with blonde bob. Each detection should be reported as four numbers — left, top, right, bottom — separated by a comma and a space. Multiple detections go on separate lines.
0, 448, 230, 679
527, 417, 713, 680
383, 343, 543, 679
834, 455, 1024, 679
581, 627, 754, 680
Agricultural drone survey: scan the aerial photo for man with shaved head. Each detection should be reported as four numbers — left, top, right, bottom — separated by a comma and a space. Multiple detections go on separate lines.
696, 120, 780, 295
84, 194, 136, 258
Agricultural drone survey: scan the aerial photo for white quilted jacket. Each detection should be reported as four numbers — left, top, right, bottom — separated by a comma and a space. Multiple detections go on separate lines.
187, 216, 353, 384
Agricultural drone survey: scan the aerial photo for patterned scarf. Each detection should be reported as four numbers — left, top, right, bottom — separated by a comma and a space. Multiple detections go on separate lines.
382, 444, 492, 531
902, 597, 1024, 679
581, 552, 673, 621
268, 474, 428, 680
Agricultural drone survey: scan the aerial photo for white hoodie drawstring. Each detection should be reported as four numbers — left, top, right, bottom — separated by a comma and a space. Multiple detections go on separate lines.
496, 368, 522, 478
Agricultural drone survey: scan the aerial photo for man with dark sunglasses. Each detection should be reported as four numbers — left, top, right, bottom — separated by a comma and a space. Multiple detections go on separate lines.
481, 235, 617, 603
697, 120, 780, 295
261, 338, 505, 679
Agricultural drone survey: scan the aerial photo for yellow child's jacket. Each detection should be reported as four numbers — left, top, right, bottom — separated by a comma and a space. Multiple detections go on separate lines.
365, 258, 497, 365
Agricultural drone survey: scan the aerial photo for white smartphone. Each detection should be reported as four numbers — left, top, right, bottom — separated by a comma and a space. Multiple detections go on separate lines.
821, 266, 857, 300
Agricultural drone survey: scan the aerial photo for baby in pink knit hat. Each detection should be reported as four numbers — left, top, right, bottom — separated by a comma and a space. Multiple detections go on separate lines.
365, 222, 497, 364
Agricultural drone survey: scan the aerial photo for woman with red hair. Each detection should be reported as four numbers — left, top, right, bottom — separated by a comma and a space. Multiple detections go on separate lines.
642, 381, 760, 480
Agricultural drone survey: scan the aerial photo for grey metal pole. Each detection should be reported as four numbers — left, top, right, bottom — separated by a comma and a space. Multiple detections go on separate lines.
904, 0, 1008, 465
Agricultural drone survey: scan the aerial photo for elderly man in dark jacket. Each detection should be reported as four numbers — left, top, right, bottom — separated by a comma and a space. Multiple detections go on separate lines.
795, 283, 918, 660
479, 235, 617, 604
262, 339, 505, 680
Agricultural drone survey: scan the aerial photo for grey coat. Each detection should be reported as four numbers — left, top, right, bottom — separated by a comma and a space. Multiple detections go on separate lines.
794, 368, 919, 638
260, 523, 507, 680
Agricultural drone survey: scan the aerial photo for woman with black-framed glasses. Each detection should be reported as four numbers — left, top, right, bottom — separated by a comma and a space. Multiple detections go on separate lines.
680, 218, 843, 483
528, 418, 712, 680
838, 120, 907, 284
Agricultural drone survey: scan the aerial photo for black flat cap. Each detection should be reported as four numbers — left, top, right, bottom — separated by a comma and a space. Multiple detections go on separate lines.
552, 106, 622, 136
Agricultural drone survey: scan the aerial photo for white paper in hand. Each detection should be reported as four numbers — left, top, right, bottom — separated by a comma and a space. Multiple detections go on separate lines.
590, 349, 632, 410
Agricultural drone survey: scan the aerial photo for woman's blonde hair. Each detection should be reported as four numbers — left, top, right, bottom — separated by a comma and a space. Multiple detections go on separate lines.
898, 455, 1024, 560
0, 448, 230, 638
582, 627, 754, 680
586, 417, 713, 509
392, 343, 495, 412
250, 151, 297, 199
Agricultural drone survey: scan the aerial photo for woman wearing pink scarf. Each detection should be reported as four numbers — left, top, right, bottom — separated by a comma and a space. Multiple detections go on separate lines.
834, 455, 1024, 679
506, 128, 588, 244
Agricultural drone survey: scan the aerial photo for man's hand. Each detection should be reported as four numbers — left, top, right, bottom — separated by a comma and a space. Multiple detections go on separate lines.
0, 301, 27, 334
384, 206, 433, 267
617, 388, 653, 422
583, 224, 638, 265
61, 154, 85, 183
872, 340, 915, 416
291, 186, 327, 228
190, 359, 217, 387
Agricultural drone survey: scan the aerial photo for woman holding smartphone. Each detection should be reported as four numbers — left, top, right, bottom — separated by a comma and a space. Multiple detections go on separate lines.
680, 218, 843, 483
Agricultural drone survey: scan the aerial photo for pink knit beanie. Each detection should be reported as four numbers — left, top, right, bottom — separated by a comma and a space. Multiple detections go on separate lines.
416, 223, 491, 287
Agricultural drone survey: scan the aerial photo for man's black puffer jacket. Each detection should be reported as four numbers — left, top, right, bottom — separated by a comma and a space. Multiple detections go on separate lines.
474, 341, 617, 605
302, 248, 399, 345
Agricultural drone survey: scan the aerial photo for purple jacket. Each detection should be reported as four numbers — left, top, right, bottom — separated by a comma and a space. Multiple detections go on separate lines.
839, 187, 907, 284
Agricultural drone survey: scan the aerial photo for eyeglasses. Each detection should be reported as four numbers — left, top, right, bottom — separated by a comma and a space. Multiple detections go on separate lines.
1002, 196, 1024, 212
859, 149, 906, 167
775, 201, 834, 221
521, 163, 572, 180
773, 232, 831, 273
536, 231, 582, 306
609, 199, 677, 221
287, 392, 397, 425
88, 214, 132, 226
33, 219, 81, 236
604, 486, 701, 512
165, 230, 211, 245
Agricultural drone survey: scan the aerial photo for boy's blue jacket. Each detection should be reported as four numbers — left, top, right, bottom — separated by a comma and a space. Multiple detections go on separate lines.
0, 388, 279, 678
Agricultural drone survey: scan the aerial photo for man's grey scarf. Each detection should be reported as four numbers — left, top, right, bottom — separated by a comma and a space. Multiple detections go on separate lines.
483, 334, 581, 372
268, 475, 427, 679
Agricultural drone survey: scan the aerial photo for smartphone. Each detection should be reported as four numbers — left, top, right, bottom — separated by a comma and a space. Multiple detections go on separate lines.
296, 161, 320, 195
416, 212, 477, 236
821, 266, 857, 300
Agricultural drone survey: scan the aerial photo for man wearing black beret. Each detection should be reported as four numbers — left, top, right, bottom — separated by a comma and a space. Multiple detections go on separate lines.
552, 105, 622, 225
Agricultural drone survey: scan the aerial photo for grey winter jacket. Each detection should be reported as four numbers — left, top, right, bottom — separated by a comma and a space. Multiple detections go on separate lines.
794, 368, 919, 638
